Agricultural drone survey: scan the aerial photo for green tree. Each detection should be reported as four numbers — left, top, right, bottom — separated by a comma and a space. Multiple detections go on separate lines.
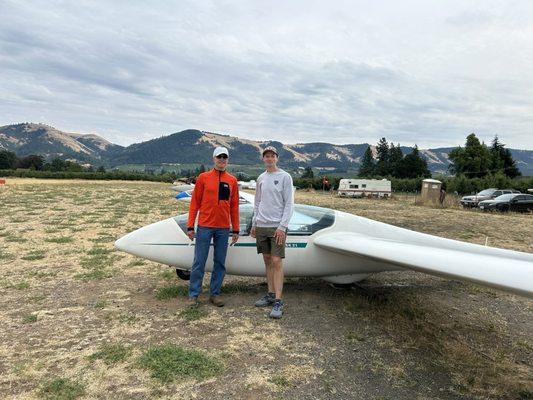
489, 136, 520, 178
395, 145, 431, 178
17, 154, 44, 170
448, 133, 492, 177
45, 158, 68, 172
0, 150, 18, 169
301, 166, 314, 179
358, 146, 375, 177
389, 143, 404, 177
97, 165, 106, 173
375, 137, 390, 176
64, 161, 84, 172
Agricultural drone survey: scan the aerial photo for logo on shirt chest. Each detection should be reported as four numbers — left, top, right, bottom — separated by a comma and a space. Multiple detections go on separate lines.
274, 180, 279, 185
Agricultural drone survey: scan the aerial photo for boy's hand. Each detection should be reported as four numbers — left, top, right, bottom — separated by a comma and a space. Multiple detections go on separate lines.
250, 226, 256, 238
187, 230, 195, 241
274, 229, 286, 245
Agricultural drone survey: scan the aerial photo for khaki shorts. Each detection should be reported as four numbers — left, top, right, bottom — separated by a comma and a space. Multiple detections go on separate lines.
255, 227, 286, 258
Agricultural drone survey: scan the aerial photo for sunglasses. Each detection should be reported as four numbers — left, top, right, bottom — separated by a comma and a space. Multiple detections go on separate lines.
216, 154, 228, 159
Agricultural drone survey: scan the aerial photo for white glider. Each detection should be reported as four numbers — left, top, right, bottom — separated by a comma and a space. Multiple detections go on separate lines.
172, 183, 255, 205
171, 184, 195, 193
115, 200, 533, 298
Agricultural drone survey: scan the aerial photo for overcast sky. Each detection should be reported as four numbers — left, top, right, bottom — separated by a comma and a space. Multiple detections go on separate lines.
1, 0, 532, 149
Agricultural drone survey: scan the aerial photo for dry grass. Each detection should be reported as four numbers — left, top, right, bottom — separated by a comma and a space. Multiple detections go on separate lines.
0, 178, 531, 399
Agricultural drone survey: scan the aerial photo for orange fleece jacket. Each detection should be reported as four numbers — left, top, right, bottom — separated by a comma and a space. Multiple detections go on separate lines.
187, 168, 240, 234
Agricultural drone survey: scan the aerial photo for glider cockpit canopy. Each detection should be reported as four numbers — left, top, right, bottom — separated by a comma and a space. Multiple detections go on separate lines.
173, 203, 335, 236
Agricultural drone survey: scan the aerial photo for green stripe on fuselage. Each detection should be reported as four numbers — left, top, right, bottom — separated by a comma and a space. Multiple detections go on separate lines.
140, 242, 307, 248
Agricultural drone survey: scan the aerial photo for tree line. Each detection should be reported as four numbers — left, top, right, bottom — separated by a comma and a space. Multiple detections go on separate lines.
0, 151, 108, 173
356, 133, 521, 179
358, 138, 431, 178
448, 134, 520, 178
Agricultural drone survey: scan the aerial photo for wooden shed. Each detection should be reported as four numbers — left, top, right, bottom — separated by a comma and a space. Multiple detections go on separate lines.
421, 179, 442, 203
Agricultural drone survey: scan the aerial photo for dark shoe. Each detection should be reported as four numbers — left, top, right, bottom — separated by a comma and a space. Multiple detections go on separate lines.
209, 295, 225, 307
186, 297, 199, 308
255, 292, 275, 307
269, 299, 284, 319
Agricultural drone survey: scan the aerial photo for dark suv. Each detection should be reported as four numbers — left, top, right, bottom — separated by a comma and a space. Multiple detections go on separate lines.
479, 193, 533, 212
460, 188, 521, 208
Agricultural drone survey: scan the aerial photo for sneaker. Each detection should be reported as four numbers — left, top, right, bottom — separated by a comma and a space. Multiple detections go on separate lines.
269, 299, 284, 319
185, 297, 198, 308
209, 295, 225, 307
255, 293, 275, 307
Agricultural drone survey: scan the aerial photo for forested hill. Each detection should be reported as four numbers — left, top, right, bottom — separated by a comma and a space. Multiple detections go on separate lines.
1, 123, 532, 175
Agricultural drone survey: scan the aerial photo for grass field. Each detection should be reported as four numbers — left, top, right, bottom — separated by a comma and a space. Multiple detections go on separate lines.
0, 178, 531, 399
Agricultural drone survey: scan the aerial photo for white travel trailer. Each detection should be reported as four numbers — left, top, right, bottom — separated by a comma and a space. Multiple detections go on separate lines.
338, 179, 392, 198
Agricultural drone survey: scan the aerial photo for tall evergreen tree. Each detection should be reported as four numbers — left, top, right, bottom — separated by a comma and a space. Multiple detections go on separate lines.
489, 135, 520, 178
395, 145, 431, 178
500, 148, 520, 178
389, 143, 403, 177
358, 146, 375, 177
375, 137, 390, 176
489, 136, 505, 171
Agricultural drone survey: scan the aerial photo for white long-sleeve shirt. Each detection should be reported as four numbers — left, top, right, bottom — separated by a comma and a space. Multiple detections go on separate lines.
252, 169, 294, 230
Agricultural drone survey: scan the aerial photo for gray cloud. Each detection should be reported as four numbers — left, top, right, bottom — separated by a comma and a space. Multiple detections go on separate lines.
0, 0, 532, 149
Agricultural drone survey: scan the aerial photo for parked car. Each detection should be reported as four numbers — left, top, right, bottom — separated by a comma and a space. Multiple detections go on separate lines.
460, 188, 520, 207
478, 193, 533, 212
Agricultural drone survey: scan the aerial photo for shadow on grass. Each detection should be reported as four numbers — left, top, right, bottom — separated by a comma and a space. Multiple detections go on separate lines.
343, 286, 531, 398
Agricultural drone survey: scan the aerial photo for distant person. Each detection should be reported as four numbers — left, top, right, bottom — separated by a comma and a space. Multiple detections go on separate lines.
251, 146, 294, 319
186, 147, 240, 307
439, 182, 447, 205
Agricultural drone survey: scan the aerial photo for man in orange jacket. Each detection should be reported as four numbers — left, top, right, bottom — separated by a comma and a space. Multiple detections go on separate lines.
186, 146, 240, 307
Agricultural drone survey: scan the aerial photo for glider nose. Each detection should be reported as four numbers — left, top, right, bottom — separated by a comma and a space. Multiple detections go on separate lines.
114, 217, 189, 258
114, 235, 131, 253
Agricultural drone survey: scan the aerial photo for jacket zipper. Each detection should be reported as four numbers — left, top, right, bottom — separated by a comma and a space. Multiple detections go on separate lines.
218, 169, 221, 205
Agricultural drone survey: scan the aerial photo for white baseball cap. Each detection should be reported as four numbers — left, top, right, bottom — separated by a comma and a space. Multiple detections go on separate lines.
213, 146, 229, 157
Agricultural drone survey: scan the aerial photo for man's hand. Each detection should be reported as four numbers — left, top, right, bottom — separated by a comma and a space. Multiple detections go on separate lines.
187, 230, 195, 241
250, 226, 256, 238
231, 233, 239, 244
274, 228, 286, 246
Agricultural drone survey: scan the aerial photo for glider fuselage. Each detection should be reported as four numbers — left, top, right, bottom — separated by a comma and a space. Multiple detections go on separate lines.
114, 204, 402, 284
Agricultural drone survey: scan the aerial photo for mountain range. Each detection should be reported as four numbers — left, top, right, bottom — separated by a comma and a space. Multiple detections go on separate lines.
1, 123, 532, 175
